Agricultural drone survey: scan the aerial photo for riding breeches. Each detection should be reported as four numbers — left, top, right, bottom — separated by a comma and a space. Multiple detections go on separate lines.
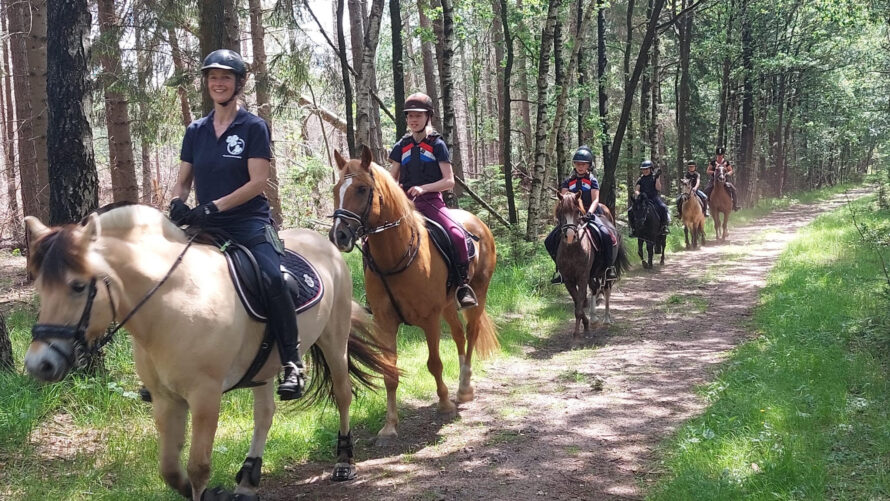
413, 192, 469, 264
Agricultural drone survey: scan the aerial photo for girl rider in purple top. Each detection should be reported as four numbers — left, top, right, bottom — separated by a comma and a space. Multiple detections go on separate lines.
167, 50, 303, 401
387, 93, 478, 310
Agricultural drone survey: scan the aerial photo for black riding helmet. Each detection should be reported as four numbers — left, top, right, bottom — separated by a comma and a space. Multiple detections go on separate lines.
640, 160, 654, 170
715, 146, 726, 156
687, 159, 697, 168
572, 145, 595, 166
201, 49, 247, 106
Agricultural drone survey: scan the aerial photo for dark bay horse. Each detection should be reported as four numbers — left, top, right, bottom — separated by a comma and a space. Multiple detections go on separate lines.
23, 205, 397, 500
329, 146, 499, 445
631, 192, 667, 268
710, 163, 732, 241
554, 193, 630, 336
679, 178, 706, 250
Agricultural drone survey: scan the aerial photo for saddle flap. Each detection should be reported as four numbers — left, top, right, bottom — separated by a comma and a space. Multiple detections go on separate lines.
423, 217, 477, 288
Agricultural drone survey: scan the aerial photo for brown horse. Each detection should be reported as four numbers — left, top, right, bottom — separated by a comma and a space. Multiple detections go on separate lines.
679, 178, 706, 249
710, 163, 732, 241
23, 205, 397, 500
553, 193, 629, 336
329, 146, 499, 445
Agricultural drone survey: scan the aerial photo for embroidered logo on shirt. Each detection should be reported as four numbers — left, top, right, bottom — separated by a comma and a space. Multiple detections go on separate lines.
225, 135, 245, 156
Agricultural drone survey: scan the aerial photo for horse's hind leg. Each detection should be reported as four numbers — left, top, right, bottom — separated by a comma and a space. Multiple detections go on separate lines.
153, 396, 192, 498
602, 285, 613, 325
659, 236, 666, 265
443, 306, 473, 403
233, 382, 275, 498
318, 331, 357, 480
420, 319, 457, 418
376, 315, 401, 445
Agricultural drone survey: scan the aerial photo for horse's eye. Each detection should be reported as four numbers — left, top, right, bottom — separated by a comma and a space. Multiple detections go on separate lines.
70, 281, 87, 294
356, 185, 368, 195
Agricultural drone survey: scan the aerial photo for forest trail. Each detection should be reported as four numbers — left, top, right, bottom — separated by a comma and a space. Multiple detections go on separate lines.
265, 188, 870, 501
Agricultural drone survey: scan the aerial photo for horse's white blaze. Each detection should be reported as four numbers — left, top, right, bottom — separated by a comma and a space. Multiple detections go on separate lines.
333, 177, 354, 235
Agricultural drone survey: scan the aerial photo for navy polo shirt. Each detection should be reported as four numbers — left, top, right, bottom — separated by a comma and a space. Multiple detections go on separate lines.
180, 107, 271, 225
560, 172, 600, 212
388, 134, 450, 190
636, 174, 658, 198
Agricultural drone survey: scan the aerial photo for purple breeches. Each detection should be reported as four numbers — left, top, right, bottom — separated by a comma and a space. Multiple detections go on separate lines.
412, 192, 469, 264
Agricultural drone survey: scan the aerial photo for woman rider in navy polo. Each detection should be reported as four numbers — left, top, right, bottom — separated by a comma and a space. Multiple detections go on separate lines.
168, 50, 304, 400
544, 145, 617, 284
387, 92, 477, 310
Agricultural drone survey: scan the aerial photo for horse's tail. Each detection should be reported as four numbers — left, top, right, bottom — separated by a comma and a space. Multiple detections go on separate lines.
300, 301, 400, 408
470, 309, 500, 359
614, 236, 632, 278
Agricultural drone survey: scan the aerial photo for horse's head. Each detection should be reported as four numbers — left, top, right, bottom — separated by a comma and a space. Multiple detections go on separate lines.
555, 192, 586, 244
23, 214, 118, 382
680, 178, 692, 198
715, 163, 727, 184
329, 146, 384, 252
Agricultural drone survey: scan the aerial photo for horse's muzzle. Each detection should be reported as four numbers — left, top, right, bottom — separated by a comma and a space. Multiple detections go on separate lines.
24, 340, 74, 382
329, 223, 356, 253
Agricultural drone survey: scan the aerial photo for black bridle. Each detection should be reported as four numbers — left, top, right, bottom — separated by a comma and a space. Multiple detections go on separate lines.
30, 234, 197, 370
332, 170, 407, 250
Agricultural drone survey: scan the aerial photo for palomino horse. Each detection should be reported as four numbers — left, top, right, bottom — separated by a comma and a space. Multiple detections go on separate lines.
23, 205, 397, 500
710, 164, 732, 241
630, 192, 667, 269
554, 193, 630, 336
329, 146, 499, 445
679, 178, 706, 250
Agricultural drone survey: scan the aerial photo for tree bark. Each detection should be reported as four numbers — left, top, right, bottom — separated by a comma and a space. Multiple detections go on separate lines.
390, 0, 406, 137
577, 0, 593, 144
435, 0, 465, 200
717, 0, 735, 149
353, 0, 384, 154
47, 0, 99, 224
738, 0, 753, 206
553, 12, 567, 186
1, 5, 22, 244
26, 0, 50, 215
495, 0, 517, 223
197, 0, 239, 115
335, 0, 356, 155
416, 0, 443, 131
596, 0, 611, 190
675, 0, 692, 181
0, 313, 12, 371
97, 0, 138, 203
525, 0, 560, 241
248, 0, 283, 226
167, 28, 192, 127
8, 0, 40, 220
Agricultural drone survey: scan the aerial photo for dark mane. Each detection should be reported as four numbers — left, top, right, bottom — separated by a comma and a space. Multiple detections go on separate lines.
29, 226, 89, 285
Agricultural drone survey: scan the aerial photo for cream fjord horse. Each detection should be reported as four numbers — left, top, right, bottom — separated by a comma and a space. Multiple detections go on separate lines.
23, 205, 397, 500
329, 146, 499, 445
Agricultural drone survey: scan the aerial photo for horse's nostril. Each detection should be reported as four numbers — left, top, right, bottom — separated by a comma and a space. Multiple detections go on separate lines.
39, 360, 54, 376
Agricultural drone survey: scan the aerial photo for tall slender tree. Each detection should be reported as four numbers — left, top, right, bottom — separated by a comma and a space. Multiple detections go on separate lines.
25, 0, 49, 214
416, 0, 443, 131
391, 0, 406, 137
1, 5, 22, 243
8, 0, 40, 220
197, 0, 239, 115
495, 0, 517, 223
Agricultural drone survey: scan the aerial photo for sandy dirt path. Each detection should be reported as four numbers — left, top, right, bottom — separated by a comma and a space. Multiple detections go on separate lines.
264, 189, 867, 501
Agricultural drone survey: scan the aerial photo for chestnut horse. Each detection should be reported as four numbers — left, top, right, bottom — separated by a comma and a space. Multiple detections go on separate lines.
710, 163, 732, 241
554, 193, 629, 336
679, 178, 706, 249
23, 205, 397, 500
329, 146, 499, 445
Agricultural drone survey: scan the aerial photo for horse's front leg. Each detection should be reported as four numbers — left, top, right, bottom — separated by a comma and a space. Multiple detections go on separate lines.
186, 391, 223, 500
684, 225, 691, 249
659, 236, 666, 265
443, 306, 473, 403
232, 382, 276, 499
376, 315, 401, 446
637, 239, 647, 268
153, 395, 192, 498
420, 318, 457, 418
723, 217, 729, 241
566, 282, 587, 337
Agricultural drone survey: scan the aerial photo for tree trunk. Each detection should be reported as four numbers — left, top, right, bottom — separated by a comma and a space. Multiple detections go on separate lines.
0, 313, 12, 371
390, 0, 406, 137
738, 0, 753, 206
197, 0, 239, 115
248, 0, 283, 227
495, 0, 517, 223
336, 0, 356, 155
97, 0, 138, 203
8, 0, 39, 220
134, 21, 152, 205
577, 0, 593, 144
1, 6, 22, 244
416, 0, 443, 131
553, 13, 567, 186
525, 0, 560, 241
675, 0, 692, 181
26, 0, 50, 216
167, 28, 192, 127
717, 0, 735, 149
596, 0, 612, 196
625, 0, 637, 205
435, 0, 464, 201
354, 0, 384, 154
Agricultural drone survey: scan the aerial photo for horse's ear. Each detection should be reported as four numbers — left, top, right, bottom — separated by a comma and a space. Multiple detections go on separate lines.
24, 216, 51, 249
574, 191, 583, 200
334, 149, 348, 171
78, 213, 101, 248
360, 145, 373, 171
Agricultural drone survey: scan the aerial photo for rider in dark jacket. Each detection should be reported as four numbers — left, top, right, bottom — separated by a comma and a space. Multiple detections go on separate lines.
628, 160, 670, 237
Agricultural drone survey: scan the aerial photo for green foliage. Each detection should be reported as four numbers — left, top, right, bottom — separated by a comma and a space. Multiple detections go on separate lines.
648, 195, 890, 499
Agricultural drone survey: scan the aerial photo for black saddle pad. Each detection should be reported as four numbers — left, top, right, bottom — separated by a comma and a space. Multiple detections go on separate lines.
424, 217, 477, 288
225, 247, 324, 322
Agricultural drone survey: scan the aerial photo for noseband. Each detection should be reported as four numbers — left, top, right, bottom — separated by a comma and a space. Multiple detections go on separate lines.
332, 171, 405, 244
30, 234, 197, 369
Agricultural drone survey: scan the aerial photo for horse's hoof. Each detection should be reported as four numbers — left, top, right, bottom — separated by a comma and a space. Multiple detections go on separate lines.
437, 401, 458, 419
457, 388, 475, 403
202, 486, 234, 501
331, 462, 357, 482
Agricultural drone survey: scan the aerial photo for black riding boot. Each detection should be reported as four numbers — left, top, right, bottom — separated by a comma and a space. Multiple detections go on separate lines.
455, 263, 478, 310
267, 284, 305, 401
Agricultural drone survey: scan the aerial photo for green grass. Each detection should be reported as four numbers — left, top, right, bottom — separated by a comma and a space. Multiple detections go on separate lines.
647, 194, 890, 500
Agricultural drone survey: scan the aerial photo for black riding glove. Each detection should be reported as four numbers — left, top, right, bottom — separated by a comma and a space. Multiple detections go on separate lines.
169, 198, 191, 224
182, 202, 219, 227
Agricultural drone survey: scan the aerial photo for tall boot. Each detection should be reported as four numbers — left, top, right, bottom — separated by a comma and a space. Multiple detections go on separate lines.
266, 280, 305, 401
455, 262, 478, 310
